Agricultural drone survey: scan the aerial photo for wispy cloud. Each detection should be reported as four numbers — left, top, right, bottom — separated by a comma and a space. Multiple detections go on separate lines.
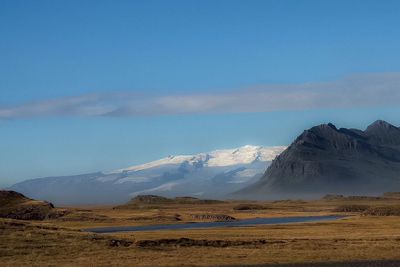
1, 72, 400, 119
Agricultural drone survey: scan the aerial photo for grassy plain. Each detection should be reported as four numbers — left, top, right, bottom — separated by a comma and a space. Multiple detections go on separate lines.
2, 197, 400, 266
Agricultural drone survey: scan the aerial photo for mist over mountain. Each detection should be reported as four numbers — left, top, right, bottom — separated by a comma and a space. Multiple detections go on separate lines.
239, 120, 400, 198
10, 145, 285, 205
10, 120, 400, 204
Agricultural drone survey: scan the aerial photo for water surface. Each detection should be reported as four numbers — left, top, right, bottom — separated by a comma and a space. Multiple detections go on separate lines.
83, 215, 344, 233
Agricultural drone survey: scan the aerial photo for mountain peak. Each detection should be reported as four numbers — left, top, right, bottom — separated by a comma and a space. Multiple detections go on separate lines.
241, 120, 400, 198
112, 145, 287, 173
11, 145, 287, 204
364, 120, 400, 146
366, 120, 397, 131
327, 122, 337, 129
309, 123, 338, 133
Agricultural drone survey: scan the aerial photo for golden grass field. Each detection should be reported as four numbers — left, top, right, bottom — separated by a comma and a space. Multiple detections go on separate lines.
2, 197, 400, 266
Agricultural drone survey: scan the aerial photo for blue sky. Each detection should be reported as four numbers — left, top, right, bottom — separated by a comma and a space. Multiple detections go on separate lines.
1, 0, 400, 186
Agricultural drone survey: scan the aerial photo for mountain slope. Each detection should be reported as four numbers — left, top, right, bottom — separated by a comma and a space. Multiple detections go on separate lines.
239, 120, 400, 198
0, 190, 55, 220
10, 145, 285, 205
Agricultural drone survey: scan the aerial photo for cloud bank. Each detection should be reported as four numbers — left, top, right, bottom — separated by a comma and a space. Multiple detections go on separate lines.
1, 72, 400, 119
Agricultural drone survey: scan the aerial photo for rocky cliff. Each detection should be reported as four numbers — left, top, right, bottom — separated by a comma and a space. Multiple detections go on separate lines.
240, 120, 400, 198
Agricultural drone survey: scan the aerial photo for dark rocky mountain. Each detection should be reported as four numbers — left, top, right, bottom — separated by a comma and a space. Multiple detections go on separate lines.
239, 120, 400, 198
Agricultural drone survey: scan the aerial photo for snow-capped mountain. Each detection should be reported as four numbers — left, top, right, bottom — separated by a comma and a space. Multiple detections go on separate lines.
10, 145, 286, 205
113, 145, 284, 172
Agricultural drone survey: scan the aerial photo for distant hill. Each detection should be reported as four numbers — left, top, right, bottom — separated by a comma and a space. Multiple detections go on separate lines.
10, 145, 285, 205
114, 194, 223, 209
239, 120, 400, 198
0, 190, 55, 220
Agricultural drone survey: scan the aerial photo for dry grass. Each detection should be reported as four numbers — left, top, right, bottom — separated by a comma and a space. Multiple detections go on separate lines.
2, 198, 400, 266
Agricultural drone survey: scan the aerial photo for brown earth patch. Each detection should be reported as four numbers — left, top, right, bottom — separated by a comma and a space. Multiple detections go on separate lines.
135, 237, 270, 248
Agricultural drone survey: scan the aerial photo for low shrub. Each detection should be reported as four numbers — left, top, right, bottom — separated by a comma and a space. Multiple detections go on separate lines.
362, 206, 400, 216
233, 204, 266, 210
334, 204, 370, 212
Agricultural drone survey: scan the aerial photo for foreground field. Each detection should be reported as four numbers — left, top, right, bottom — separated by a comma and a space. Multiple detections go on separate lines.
2, 197, 400, 266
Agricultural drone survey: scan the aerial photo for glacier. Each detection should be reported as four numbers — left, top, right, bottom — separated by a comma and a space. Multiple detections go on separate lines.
10, 145, 285, 205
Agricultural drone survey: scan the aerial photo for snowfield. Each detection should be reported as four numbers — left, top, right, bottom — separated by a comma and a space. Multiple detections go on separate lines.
11, 145, 286, 205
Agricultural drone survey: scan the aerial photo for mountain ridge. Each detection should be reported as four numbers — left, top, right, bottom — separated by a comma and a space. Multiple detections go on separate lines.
10, 145, 286, 205
111, 145, 286, 173
239, 120, 400, 198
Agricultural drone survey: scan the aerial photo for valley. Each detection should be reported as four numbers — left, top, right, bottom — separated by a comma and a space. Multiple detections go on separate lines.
3, 120, 400, 266
2, 191, 400, 266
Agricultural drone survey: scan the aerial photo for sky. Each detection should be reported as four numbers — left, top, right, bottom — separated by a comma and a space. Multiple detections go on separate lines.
1, 0, 400, 187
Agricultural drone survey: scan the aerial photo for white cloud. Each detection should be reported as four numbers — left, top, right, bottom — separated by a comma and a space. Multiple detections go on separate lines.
1, 72, 400, 119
